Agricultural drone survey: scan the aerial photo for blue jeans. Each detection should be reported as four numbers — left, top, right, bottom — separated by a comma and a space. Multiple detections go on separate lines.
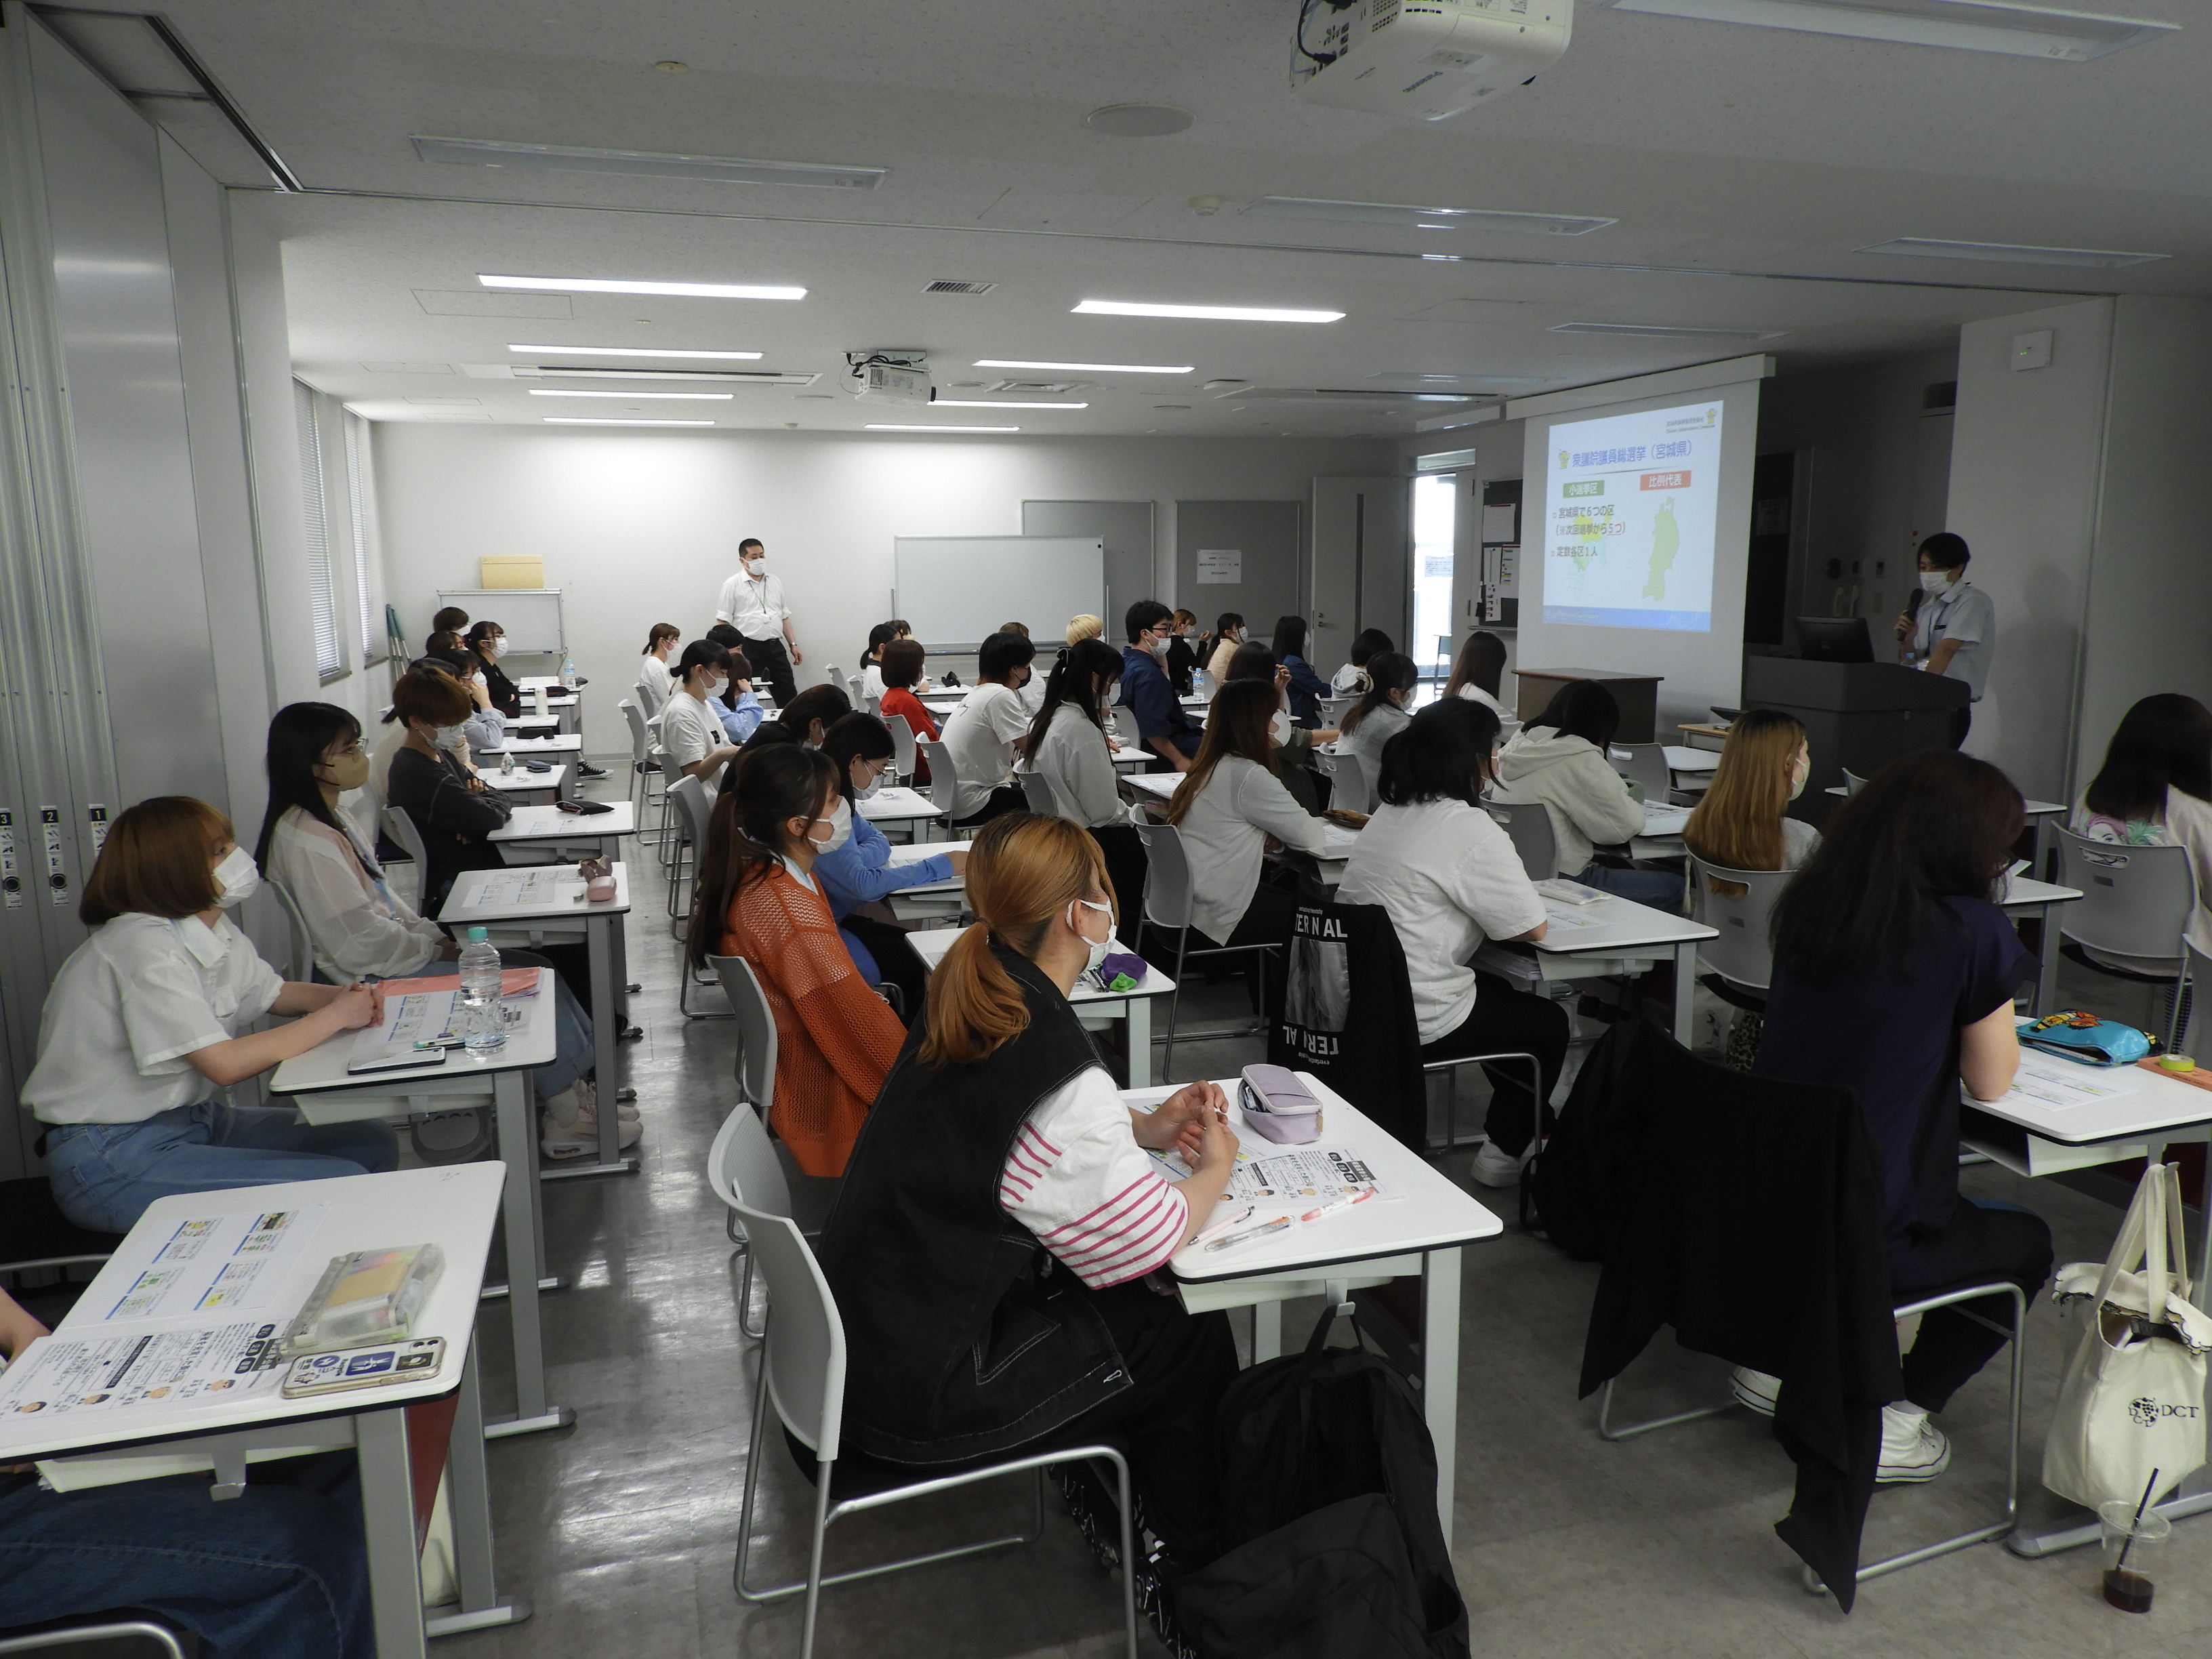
0, 1454, 369, 1658
1574, 860, 1685, 912
533, 973, 596, 1098
43, 1103, 398, 1235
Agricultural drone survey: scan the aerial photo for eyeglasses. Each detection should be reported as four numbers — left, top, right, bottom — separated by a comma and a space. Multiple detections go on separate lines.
327, 742, 368, 760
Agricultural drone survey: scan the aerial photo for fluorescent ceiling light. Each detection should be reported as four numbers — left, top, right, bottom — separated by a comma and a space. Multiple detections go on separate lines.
1073, 299, 1343, 324
479, 274, 806, 301
508, 343, 764, 359
1241, 197, 1616, 236
514, 367, 817, 385
865, 424, 1019, 433
1600, 0, 2175, 60
1552, 321, 1786, 341
929, 399, 1088, 409
415, 136, 886, 190
974, 359, 1192, 374
1858, 236, 2168, 267
529, 389, 735, 400
542, 417, 716, 426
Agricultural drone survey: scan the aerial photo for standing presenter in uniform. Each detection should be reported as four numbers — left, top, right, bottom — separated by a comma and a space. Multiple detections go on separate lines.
714, 537, 802, 708
1893, 532, 1994, 750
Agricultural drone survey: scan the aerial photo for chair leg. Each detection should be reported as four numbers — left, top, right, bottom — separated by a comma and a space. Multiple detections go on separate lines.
1595, 1374, 1736, 1442
737, 1246, 765, 1342
733, 1334, 779, 1601
1109, 1450, 1138, 1659
799, 1465, 834, 1659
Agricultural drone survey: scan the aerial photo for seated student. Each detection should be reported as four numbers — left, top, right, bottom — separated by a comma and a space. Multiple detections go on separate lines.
383, 668, 515, 911
690, 745, 904, 1174
701, 625, 767, 743
1271, 615, 1330, 729
1444, 629, 1511, 720
1338, 650, 1418, 789
1492, 680, 1682, 909
20, 796, 395, 1234
637, 621, 680, 714
1751, 750, 2051, 1482
1120, 600, 1206, 772
255, 703, 626, 1158
659, 639, 743, 796
1683, 708, 1818, 878
1204, 613, 1245, 682
424, 646, 508, 754
1330, 627, 1395, 695
1164, 677, 1334, 951
1066, 611, 1104, 647
1000, 620, 1046, 713
737, 681, 853, 763
1025, 637, 1145, 938
1340, 700, 1568, 1184
815, 813, 1240, 1612
462, 619, 521, 716
432, 602, 470, 639
1164, 609, 1201, 696
876, 638, 940, 785
1223, 642, 1337, 815
0, 1288, 372, 1656
941, 630, 1036, 825
2070, 693, 2212, 975
858, 619, 921, 704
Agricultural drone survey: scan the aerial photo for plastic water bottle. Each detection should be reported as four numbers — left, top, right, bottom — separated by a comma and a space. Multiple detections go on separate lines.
559, 653, 577, 690
457, 927, 506, 1053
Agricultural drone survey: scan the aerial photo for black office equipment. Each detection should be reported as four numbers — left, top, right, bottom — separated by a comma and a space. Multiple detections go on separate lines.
1794, 617, 1875, 664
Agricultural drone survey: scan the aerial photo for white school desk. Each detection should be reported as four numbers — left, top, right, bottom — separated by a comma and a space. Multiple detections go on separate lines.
1124, 772, 1181, 804
1631, 802, 1693, 860
1962, 1061, 2212, 1559
1826, 787, 2065, 825
907, 926, 1179, 1086
1110, 748, 1151, 774
483, 734, 583, 800
882, 838, 973, 921
269, 972, 571, 1440
858, 785, 946, 841
0, 1166, 524, 1654
1523, 893, 1717, 1044
441, 863, 638, 1180
483, 763, 565, 800
489, 800, 637, 862
1158, 1073, 1502, 1545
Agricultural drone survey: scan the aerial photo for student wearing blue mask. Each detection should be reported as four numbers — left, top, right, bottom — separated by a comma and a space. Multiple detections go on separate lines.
21, 795, 397, 1235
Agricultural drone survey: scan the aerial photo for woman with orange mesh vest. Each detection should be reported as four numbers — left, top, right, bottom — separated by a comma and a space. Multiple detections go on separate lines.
685, 743, 905, 1176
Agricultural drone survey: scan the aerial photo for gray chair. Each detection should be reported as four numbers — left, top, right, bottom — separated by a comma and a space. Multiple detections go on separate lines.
916, 739, 962, 818
1841, 766, 1869, 796
1132, 818, 1282, 1080
846, 672, 865, 707
1330, 750, 1374, 816
378, 803, 428, 879
1485, 801, 1559, 882
1015, 769, 1063, 819
2053, 827, 2198, 1049
707, 1075, 789, 1341
1318, 693, 1358, 730
882, 714, 918, 783
0, 1621, 188, 1657
1685, 856, 1793, 1011
264, 874, 325, 984
1610, 743, 1671, 802
620, 698, 673, 853
730, 1204, 1137, 1659
1109, 704, 1142, 750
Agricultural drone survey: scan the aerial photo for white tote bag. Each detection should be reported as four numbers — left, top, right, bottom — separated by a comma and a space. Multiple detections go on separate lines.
2043, 1162, 2212, 1510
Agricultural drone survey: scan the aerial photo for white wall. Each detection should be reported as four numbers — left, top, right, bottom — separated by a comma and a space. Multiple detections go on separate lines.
370, 426, 1395, 741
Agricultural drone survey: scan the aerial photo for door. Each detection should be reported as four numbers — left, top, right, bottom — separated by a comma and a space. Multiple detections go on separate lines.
1021, 500, 1156, 639
1310, 477, 1410, 672
1174, 500, 1302, 647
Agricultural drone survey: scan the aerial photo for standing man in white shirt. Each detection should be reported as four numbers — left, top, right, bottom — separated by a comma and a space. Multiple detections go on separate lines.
714, 536, 802, 708
1893, 532, 1993, 748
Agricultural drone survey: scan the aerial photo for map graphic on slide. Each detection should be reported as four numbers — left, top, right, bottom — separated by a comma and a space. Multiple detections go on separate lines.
1541, 400, 1721, 632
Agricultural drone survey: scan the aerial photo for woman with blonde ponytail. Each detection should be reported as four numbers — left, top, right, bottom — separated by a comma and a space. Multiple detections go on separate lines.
818, 813, 1241, 1607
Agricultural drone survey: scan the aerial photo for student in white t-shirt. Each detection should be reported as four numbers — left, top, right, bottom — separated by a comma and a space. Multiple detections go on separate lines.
659, 638, 742, 794
941, 630, 1038, 826
1337, 650, 1419, 797
636, 622, 680, 714
1338, 697, 1570, 1189
21, 796, 396, 1234
2070, 693, 2212, 977
1444, 629, 1511, 720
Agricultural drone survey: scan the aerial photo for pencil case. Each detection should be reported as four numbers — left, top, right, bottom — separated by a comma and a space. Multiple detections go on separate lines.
1239, 1064, 1323, 1144
2019, 1011, 2155, 1067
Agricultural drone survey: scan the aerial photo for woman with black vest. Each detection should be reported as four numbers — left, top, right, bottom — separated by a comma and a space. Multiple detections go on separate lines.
816, 813, 1241, 1595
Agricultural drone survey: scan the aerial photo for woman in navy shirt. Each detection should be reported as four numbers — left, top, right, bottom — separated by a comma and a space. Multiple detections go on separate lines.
1752, 749, 2050, 1484
1270, 615, 1330, 729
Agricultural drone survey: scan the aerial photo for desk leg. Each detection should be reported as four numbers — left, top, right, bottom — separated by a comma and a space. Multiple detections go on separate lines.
1126, 998, 1152, 1088
541, 912, 640, 1182
1672, 941, 1697, 1045
1422, 1245, 1463, 1548
358, 1406, 429, 1659
2034, 900, 2061, 1017
426, 1334, 531, 1635
489, 1071, 573, 1437
1251, 1300, 1282, 1363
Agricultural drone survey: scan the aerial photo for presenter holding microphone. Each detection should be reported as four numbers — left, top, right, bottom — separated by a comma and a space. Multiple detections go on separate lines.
714, 537, 802, 708
1893, 531, 1992, 749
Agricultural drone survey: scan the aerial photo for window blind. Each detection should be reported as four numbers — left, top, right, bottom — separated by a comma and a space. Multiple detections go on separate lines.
343, 411, 380, 661
294, 381, 342, 680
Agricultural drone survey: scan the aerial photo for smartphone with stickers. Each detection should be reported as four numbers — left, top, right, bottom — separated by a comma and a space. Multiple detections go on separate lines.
280, 1337, 446, 1397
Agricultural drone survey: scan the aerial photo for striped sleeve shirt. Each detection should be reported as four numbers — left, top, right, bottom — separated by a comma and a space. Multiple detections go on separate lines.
1000, 1067, 1189, 1288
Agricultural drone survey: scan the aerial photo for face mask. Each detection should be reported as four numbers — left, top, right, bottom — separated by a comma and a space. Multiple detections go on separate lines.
1271, 712, 1292, 745
810, 799, 852, 854
211, 845, 259, 908
488, 637, 508, 659
1149, 634, 1170, 657
1919, 570, 1953, 595
855, 766, 885, 800
703, 674, 728, 697
434, 723, 468, 749
1789, 752, 1809, 801
321, 747, 371, 792
1068, 899, 1114, 975
744, 557, 765, 576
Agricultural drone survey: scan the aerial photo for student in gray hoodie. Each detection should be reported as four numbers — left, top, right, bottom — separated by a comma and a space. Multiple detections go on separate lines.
1492, 680, 1683, 909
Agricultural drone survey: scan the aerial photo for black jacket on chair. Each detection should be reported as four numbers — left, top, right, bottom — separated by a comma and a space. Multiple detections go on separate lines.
1269, 885, 1427, 1150
1575, 1019, 1900, 1611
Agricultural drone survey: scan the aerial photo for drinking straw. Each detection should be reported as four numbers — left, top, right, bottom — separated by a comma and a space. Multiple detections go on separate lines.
2115, 1467, 2161, 1573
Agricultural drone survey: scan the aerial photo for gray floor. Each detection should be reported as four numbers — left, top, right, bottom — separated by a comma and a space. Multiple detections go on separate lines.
436, 787, 2212, 1658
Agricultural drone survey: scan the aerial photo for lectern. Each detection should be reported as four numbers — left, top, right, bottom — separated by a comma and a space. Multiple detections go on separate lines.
1744, 657, 1969, 825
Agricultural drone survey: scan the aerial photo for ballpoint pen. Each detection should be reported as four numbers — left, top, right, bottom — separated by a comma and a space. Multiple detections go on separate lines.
1189, 1206, 1255, 1249
1204, 1215, 1295, 1253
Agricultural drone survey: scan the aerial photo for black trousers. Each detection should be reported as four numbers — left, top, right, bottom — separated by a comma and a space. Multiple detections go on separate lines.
1055, 1284, 1239, 1558
951, 784, 1028, 831
840, 911, 927, 1023
742, 632, 799, 708
1948, 703, 1973, 750
1417, 974, 1572, 1158
1894, 1199, 2053, 1412
1090, 825, 1148, 947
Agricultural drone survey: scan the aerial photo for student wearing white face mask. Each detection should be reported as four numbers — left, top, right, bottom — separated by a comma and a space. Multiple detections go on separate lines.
382, 668, 516, 910
659, 639, 743, 795
1338, 651, 1419, 792
21, 796, 397, 1234
464, 619, 521, 716
713, 535, 802, 707
1893, 533, 1992, 749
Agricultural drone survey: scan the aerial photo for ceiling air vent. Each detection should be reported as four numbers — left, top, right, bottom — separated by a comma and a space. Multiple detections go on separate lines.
986, 377, 1081, 394
924, 279, 997, 295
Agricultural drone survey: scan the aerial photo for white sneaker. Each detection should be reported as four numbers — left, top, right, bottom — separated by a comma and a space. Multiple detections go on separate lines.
539, 1083, 640, 1159
1730, 1367, 1780, 1418
1469, 1140, 1528, 1189
1876, 1403, 1950, 1483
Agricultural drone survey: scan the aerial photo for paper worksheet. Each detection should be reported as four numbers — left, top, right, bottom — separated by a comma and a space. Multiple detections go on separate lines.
2005, 1048, 2144, 1111
1542, 902, 1605, 931
0, 1320, 290, 1422
465, 867, 567, 909
97, 1205, 329, 1325
1226, 1143, 1400, 1206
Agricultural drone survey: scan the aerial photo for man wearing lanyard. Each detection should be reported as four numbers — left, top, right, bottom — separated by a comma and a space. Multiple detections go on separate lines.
714, 537, 802, 708
1893, 532, 1992, 748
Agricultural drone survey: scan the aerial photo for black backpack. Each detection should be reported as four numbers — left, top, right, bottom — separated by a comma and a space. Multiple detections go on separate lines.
1171, 1306, 1469, 1659
1524, 1012, 1654, 1260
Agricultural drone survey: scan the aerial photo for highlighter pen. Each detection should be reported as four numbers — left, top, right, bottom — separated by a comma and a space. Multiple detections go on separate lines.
1204, 1215, 1294, 1254
1298, 1185, 1378, 1225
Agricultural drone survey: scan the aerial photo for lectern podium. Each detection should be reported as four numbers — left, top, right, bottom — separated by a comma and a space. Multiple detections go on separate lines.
1743, 657, 1969, 825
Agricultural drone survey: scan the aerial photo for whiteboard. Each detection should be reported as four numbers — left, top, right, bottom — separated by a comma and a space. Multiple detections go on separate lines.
893, 537, 1105, 653
437, 590, 565, 656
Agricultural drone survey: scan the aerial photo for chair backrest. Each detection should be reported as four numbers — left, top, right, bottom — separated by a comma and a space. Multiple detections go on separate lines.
1133, 819, 1194, 928
846, 672, 865, 706
1841, 766, 1868, 796
0, 1622, 188, 1658
2053, 827, 2198, 959
1331, 750, 1374, 815
709, 954, 779, 1111
1610, 742, 1671, 801
620, 697, 655, 766
668, 773, 713, 851
1685, 856, 1793, 991
1319, 693, 1358, 729
883, 713, 917, 779
1109, 704, 1141, 747
916, 739, 960, 813
634, 668, 667, 715
1485, 801, 1557, 882
819, 663, 842, 691
1016, 769, 1062, 818
264, 875, 323, 983
737, 1203, 848, 1457
2186, 941, 2210, 1056
705, 1092, 794, 1223
379, 803, 428, 870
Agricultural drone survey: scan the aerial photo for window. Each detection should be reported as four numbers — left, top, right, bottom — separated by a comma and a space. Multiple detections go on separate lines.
294, 381, 343, 682
343, 411, 384, 662
1410, 473, 1458, 680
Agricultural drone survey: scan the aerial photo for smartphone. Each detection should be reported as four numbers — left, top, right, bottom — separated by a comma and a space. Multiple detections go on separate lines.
281, 1337, 445, 1397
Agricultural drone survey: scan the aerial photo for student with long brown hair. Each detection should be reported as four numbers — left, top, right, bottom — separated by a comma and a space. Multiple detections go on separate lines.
686, 743, 904, 1176
1683, 708, 1818, 879
22, 796, 394, 1233
817, 813, 1240, 1615
1443, 629, 1511, 719
1163, 677, 1333, 949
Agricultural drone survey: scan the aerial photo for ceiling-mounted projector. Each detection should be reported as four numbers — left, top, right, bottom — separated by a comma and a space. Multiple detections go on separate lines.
846, 350, 930, 407
1292, 0, 1573, 121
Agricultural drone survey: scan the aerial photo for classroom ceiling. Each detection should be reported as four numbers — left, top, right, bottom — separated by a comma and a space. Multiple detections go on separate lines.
73, 0, 2207, 437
